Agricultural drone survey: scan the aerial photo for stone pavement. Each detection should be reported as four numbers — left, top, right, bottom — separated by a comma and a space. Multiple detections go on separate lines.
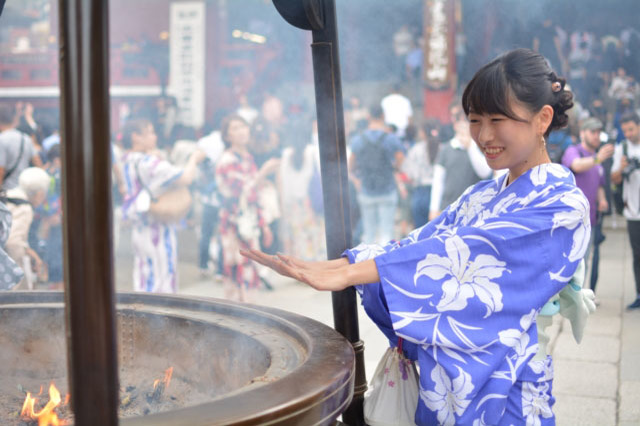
114, 216, 640, 425
549, 218, 640, 426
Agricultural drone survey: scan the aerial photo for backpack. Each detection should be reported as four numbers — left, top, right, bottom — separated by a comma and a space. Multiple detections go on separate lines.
356, 132, 395, 193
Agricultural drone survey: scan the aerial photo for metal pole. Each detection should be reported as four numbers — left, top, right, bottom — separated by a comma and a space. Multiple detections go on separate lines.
272, 1, 366, 424
58, 0, 119, 424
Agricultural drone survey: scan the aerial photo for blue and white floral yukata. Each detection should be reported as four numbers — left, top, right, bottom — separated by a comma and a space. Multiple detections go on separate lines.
345, 163, 591, 426
121, 151, 184, 293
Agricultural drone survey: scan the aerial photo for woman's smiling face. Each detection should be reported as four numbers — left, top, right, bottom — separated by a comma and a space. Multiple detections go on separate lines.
468, 100, 552, 180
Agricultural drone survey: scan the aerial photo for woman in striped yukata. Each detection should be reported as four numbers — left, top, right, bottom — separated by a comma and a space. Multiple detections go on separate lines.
120, 119, 204, 293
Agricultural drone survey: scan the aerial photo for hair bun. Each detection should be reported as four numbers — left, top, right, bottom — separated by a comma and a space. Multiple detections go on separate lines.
549, 75, 573, 132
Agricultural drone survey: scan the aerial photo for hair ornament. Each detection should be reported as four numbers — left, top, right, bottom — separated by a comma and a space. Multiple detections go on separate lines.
551, 81, 562, 93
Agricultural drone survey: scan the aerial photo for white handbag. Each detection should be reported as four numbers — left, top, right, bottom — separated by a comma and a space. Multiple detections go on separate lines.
364, 338, 420, 426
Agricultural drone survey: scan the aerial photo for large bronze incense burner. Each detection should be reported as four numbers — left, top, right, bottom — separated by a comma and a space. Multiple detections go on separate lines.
0, 292, 354, 425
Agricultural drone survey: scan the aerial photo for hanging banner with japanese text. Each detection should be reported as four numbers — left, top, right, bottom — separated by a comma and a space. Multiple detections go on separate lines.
169, 1, 205, 128
423, 0, 455, 90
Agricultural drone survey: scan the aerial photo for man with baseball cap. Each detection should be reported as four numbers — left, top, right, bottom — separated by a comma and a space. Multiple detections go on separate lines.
562, 117, 614, 296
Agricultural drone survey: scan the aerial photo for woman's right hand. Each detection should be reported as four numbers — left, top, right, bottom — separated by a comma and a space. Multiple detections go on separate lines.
276, 253, 349, 271
240, 249, 310, 282
240, 249, 353, 291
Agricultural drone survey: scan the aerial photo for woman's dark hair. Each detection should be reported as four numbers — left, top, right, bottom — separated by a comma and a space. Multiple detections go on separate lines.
121, 118, 152, 149
461, 48, 573, 137
220, 114, 249, 148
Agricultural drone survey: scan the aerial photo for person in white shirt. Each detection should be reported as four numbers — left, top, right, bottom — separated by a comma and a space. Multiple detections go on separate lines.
381, 84, 413, 138
611, 112, 640, 309
196, 123, 226, 275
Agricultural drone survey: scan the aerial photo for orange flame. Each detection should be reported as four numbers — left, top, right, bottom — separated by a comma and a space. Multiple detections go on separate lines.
153, 367, 174, 391
21, 383, 69, 426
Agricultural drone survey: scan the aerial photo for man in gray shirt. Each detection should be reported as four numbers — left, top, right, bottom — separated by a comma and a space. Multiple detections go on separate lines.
429, 106, 492, 220
0, 104, 42, 191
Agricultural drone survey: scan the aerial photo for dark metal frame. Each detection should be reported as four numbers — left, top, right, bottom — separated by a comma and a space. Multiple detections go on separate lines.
272, 1, 366, 424
58, 0, 119, 424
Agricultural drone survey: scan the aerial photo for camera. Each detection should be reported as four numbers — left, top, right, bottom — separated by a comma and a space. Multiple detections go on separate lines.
622, 157, 640, 180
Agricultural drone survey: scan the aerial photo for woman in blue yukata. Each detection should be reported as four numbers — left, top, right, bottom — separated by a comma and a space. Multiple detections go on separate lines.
242, 48, 596, 425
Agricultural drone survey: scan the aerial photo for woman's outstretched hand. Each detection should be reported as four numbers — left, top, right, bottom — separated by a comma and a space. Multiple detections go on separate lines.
239, 249, 353, 292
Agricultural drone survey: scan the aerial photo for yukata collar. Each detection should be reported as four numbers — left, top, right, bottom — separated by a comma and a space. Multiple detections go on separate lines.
496, 162, 571, 192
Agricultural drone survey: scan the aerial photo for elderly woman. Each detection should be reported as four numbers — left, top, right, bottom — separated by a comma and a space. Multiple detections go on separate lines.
4, 167, 51, 287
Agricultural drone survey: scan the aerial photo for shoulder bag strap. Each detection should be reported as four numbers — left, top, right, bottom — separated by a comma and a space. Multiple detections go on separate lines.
133, 159, 157, 201
3, 133, 26, 180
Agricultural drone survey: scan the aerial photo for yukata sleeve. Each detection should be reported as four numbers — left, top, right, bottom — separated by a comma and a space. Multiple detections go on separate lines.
371, 183, 590, 403
343, 205, 459, 359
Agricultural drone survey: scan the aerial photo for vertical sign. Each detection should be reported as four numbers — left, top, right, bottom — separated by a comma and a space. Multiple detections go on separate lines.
422, 0, 457, 122
169, 1, 205, 129
423, 0, 454, 89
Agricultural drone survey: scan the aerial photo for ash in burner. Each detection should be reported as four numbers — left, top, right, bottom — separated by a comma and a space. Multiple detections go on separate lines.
119, 366, 180, 417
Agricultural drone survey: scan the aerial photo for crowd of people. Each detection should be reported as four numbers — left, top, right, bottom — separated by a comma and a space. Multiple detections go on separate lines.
0, 94, 332, 301
1, 19, 639, 310
108, 94, 329, 303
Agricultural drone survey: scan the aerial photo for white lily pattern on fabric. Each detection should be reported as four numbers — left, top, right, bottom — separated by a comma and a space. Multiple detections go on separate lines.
345, 163, 590, 425
421, 365, 474, 426
492, 310, 539, 383
521, 381, 554, 426
551, 190, 590, 262
530, 163, 571, 186
414, 235, 507, 316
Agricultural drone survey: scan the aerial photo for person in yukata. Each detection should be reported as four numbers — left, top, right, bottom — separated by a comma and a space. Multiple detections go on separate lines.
120, 119, 205, 293
215, 115, 279, 302
242, 48, 596, 425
